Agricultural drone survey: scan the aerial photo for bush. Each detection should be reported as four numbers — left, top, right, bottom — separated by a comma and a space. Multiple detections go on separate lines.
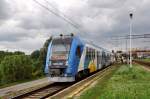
0, 68, 2, 85
31, 50, 40, 60
32, 60, 44, 77
0, 51, 25, 63
0, 55, 33, 83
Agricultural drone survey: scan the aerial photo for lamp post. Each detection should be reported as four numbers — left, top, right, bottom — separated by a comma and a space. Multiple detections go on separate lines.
129, 13, 133, 68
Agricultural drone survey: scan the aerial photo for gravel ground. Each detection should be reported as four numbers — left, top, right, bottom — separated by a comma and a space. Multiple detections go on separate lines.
0, 77, 52, 98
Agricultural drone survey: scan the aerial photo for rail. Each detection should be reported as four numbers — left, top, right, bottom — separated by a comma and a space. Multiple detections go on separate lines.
49, 65, 118, 99
13, 64, 118, 99
133, 60, 150, 70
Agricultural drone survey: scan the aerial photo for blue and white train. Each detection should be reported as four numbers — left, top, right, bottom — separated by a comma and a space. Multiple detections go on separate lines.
44, 34, 114, 82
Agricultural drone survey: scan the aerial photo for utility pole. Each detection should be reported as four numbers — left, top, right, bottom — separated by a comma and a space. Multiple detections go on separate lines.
125, 38, 128, 64
129, 13, 133, 68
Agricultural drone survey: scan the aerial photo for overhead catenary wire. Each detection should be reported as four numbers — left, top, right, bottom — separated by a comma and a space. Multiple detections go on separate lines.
110, 33, 150, 51
33, 0, 83, 33
32, 0, 101, 46
43, 0, 80, 28
111, 33, 150, 40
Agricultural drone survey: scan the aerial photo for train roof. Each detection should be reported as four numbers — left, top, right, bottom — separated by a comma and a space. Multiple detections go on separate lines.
52, 34, 111, 53
85, 43, 111, 53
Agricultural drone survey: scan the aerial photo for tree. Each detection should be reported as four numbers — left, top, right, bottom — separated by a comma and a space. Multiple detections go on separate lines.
0, 51, 13, 63
39, 36, 52, 66
0, 55, 33, 83
14, 51, 25, 55
0, 51, 24, 64
30, 36, 52, 77
31, 50, 40, 60
32, 60, 44, 77
0, 67, 2, 85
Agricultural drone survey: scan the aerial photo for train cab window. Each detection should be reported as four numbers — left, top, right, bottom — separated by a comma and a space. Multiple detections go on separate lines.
88, 48, 91, 59
86, 47, 89, 58
76, 46, 81, 58
90, 49, 92, 59
94, 50, 95, 59
92, 49, 95, 60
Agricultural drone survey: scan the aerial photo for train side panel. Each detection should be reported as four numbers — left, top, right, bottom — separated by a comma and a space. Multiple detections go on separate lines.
77, 45, 105, 74
66, 37, 84, 77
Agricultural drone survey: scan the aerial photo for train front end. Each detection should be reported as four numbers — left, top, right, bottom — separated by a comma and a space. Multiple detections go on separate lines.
45, 35, 75, 82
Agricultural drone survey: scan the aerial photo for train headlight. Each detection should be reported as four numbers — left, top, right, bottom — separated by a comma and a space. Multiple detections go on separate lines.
49, 62, 51, 66
65, 61, 68, 66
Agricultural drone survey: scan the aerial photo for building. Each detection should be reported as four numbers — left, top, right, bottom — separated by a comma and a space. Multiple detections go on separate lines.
131, 50, 150, 58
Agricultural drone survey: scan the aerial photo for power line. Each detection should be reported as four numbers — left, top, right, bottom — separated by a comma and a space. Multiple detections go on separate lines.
43, 0, 80, 28
33, 0, 82, 33
111, 33, 150, 40
112, 33, 150, 37
110, 33, 150, 52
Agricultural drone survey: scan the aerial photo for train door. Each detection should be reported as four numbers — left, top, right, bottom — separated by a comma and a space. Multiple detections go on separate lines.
97, 51, 99, 69
100, 51, 103, 68
84, 47, 90, 69
102, 51, 106, 66
75, 46, 82, 67
97, 51, 102, 69
106, 53, 109, 66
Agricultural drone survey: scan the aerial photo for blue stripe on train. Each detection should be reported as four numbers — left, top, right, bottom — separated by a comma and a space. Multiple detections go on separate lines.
66, 36, 84, 76
44, 42, 52, 74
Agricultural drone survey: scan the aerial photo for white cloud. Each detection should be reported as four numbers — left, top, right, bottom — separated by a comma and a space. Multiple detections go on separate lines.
0, 0, 150, 54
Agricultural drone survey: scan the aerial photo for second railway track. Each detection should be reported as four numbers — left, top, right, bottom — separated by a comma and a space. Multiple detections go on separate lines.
134, 60, 150, 70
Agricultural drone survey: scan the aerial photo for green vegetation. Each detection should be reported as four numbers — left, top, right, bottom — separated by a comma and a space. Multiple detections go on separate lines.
80, 64, 150, 99
135, 58, 150, 62
0, 36, 52, 88
0, 52, 44, 87
39, 36, 52, 66
141, 58, 150, 62
0, 55, 32, 84
0, 51, 25, 63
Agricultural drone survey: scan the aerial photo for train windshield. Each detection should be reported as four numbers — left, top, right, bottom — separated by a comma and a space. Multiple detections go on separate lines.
51, 37, 72, 60
52, 44, 70, 55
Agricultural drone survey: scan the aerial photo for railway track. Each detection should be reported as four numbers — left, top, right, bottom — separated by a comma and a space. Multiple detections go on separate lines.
13, 82, 73, 99
13, 65, 117, 99
133, 60, 150, 70
50, 65, 118, 99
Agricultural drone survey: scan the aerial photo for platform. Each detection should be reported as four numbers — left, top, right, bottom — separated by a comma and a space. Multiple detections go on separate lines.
0, 77, 53, 98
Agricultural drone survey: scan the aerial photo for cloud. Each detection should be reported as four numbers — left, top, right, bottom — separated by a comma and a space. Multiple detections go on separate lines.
0, 0, 11, 19
0, 0, 12, 25
0, 0, 150, 54
0, 36, 46, 54
88, 0, 126, 9
18, 13, 66, 30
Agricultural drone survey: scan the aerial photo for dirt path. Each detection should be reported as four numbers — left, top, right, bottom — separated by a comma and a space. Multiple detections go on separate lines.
134, 62, 150, 72
140, 64, 150, 71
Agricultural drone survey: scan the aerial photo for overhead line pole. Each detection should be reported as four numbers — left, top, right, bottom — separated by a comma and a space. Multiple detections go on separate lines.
126, 38, 128, 64
129, 13, 133, 68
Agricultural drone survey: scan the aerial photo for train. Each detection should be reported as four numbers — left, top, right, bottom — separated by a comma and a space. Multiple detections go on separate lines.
44, 34, 114, 82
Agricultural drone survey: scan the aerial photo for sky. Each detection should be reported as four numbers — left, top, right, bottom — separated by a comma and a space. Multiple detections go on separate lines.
0, 0, 150, 54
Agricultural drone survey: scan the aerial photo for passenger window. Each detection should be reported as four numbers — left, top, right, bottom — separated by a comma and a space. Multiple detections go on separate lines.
76, 46, 81, 58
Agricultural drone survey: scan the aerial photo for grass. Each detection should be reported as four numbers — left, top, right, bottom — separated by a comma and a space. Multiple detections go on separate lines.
141, 58, 150, 62
0, 76, 45, 89
137, 58, 150, 62
79, 64, 150, 99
